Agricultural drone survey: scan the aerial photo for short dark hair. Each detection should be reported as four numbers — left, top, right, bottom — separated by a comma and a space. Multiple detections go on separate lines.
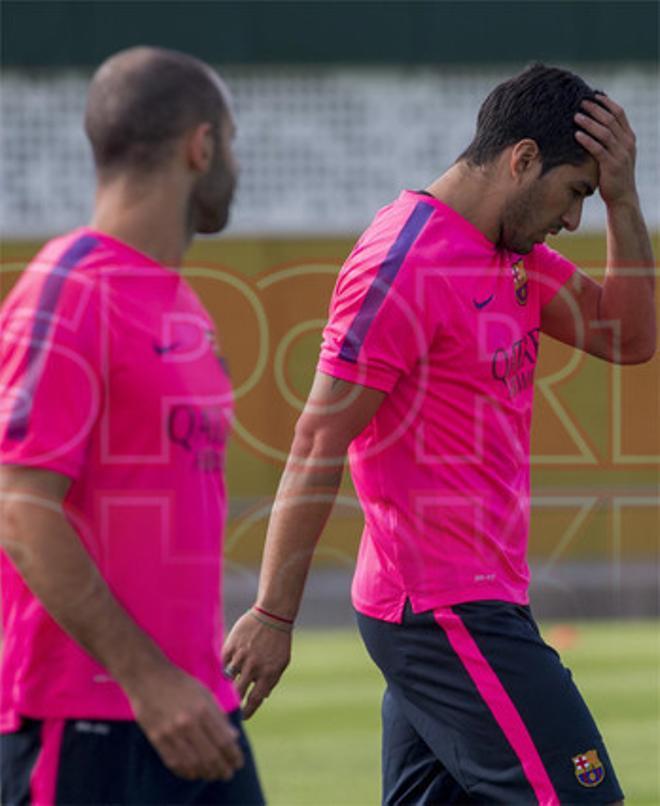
459, 63, 601, 174
85, 47, 229, 174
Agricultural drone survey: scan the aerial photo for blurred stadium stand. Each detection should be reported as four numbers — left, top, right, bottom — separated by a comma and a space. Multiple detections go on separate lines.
1, 1, 658, 236
1, 1, 658, 620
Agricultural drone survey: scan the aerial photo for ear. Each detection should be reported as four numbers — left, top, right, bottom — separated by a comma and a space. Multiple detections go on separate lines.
186, 123, 214, 173
509, 139, 541, 182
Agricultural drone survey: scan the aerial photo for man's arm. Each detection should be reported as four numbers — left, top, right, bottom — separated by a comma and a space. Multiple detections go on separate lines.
541, 94, 656, 364
0, 465, 243, 782
222, 371, 385, 718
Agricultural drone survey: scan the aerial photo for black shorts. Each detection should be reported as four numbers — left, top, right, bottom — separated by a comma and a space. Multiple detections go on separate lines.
0, 709, 264, 805
357, 601, 623, 805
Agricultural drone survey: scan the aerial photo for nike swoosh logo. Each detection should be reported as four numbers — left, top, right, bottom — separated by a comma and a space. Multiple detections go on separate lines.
153, 341, 181, 355
473, 295, 494, 310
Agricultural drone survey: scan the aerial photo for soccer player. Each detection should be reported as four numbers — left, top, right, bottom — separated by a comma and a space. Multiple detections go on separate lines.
223, 65, 655, 804
0, 47, 264, 804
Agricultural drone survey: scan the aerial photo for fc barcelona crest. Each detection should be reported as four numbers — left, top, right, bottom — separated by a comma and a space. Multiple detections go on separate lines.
572, 749, 605, 788
511, 260, 529, 306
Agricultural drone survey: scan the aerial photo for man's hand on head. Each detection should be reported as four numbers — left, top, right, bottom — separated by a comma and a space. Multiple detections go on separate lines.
574, 94, 638, 208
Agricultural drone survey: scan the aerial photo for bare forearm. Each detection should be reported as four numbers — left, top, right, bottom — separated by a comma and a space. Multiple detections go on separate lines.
222, 374, 383, 719
600, 197, 656, 358
256, 437, 344, 620
2, 499, 168, 693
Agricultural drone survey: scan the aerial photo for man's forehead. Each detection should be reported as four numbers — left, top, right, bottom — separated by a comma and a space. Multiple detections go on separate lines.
564, 157, 599, 191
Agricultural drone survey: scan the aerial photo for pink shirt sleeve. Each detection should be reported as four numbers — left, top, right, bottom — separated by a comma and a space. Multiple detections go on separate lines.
0, 273, 104, 480
318, 254, 437, 393
530, 243, 578, 307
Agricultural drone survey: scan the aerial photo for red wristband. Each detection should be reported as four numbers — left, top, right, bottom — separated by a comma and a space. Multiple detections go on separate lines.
253, 605, 294, 625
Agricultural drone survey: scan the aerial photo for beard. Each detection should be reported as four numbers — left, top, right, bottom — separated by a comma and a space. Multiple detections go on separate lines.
499, 182, 546, 254
189, 164, 236, 236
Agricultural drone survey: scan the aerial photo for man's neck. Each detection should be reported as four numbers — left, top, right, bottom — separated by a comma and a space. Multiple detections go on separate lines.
424, 162, 504, 245
90, 174, 192, 269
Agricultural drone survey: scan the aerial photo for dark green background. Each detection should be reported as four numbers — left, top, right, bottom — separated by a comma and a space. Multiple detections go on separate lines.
2, 1, 657, 67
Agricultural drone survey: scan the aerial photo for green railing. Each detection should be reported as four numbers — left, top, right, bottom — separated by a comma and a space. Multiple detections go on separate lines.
2, 0, 657, 68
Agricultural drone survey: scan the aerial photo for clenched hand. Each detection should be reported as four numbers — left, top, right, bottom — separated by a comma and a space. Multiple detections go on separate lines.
126, 663, 245, 781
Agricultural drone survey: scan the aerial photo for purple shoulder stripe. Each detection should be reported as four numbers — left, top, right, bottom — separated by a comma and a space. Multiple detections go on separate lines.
6, 234, 99, 442
338, 201, 434, 363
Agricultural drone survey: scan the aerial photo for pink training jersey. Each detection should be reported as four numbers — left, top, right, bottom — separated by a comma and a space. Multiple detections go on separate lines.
0, 228, 240, 731
318, 191, 576, 623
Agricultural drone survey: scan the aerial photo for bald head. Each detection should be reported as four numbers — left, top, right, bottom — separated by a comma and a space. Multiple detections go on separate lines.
85, 46, 231, 175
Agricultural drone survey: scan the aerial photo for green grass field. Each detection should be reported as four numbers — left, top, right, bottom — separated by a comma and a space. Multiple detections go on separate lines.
248, 622, 659, 805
